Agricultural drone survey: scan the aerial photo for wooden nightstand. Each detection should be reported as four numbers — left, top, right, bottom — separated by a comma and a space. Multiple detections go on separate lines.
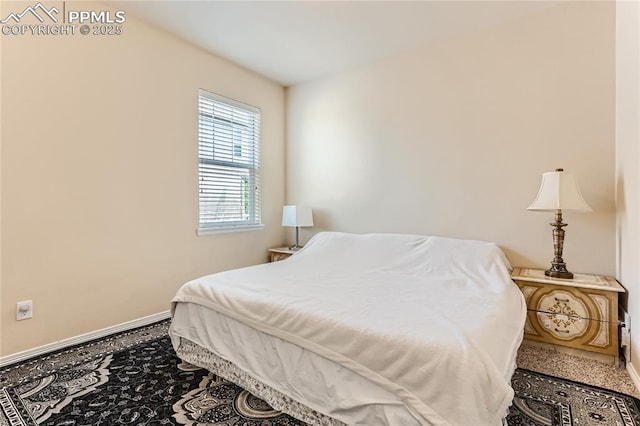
512, 267, 624, 359
268, 247, 295, 262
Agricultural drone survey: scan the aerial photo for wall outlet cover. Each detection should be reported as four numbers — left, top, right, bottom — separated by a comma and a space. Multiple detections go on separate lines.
16, 300, 33, 320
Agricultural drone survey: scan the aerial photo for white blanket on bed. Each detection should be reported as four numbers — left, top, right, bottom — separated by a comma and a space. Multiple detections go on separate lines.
171, 232, 526, 426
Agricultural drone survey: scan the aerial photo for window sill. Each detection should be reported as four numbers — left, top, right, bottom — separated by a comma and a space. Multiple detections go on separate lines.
197, 224, 264, 236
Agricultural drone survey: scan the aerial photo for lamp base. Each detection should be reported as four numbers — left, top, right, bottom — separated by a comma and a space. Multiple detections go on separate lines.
545, 264, 574, 280
544, 210, 574, 280
288, 244, 303, 251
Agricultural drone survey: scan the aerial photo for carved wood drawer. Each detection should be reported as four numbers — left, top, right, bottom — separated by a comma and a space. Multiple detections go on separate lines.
512, 268, 624, 357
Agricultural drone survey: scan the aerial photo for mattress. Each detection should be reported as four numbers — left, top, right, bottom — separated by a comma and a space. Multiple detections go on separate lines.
169, 232, 526, 425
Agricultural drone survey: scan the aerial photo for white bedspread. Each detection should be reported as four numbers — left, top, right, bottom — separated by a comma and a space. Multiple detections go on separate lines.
171, 232, 526, 425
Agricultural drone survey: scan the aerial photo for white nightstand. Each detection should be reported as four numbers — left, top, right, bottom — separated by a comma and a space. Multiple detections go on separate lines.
268, 247, 296, 262
512, 267, 625, 361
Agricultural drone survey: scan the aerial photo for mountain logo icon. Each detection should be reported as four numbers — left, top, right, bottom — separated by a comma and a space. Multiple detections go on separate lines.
1, 2, 59, 24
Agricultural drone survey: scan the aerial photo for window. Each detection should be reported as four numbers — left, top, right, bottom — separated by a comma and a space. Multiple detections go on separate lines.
197, 89, 262, 234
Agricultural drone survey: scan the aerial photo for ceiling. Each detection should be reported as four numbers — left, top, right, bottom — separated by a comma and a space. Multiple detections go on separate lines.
110, 1, 559, 87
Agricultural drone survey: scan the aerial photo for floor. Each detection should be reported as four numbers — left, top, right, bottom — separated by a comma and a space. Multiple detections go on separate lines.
516, 340, 640, 398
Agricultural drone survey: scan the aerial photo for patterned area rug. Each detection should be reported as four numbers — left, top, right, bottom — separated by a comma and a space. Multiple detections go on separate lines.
509, 369, 640, 426
1, 320, 639, 426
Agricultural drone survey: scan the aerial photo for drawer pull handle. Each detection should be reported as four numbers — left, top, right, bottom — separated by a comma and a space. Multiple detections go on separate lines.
554, 328, 570, 333
554, 297, 570, 303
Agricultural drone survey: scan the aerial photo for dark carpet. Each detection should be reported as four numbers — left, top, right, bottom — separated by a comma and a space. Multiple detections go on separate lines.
2, 320, 640, 425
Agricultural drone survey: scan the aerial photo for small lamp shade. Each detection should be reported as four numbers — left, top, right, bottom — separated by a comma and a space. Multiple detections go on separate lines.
528, 169, 592, 212
282, 206, 313, 227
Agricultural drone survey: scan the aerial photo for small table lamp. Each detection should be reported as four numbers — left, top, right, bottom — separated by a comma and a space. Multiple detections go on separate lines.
282, 205, 313, 250
527, 168, 592, 279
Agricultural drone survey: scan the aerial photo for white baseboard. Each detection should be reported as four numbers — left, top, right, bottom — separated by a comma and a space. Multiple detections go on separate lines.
627, 361, 640, 393
0, 311, 170, 368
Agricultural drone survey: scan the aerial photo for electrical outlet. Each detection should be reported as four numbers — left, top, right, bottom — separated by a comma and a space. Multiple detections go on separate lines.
621, 325, 631, 364
16, 300, 33, 320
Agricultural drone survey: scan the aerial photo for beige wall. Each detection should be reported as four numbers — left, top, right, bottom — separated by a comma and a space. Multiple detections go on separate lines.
286, 2, 616, 276
0, 2, 286, 356
616, 0, 640, 369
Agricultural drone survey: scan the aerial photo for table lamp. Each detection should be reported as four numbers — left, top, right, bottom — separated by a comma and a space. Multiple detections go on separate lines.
527, 168, 592, 279
282, 205, 313, 250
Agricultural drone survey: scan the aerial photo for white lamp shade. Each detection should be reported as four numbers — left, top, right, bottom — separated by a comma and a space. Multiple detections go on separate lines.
527, 169, 592, 212
282, 205, 314, 227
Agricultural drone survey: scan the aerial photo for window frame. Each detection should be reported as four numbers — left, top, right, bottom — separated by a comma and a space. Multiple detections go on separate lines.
196, 89, 263, 235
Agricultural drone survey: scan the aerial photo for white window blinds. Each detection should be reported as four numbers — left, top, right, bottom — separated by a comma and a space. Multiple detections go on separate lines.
198, 89, 261, 232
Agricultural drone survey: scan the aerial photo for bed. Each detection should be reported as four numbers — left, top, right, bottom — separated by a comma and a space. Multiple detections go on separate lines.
169, 232, 527, 425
